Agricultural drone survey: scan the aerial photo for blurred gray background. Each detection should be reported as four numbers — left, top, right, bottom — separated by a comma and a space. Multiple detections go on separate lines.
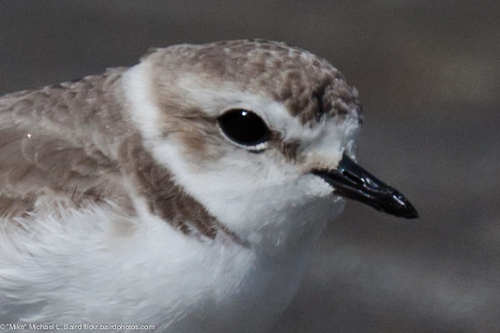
1, 1, 499, 332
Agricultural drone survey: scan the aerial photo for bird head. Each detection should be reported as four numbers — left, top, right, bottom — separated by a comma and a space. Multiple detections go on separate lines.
123, 40, 417, 241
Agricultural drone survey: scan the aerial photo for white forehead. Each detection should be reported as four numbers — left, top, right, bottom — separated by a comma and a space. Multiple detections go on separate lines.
123, 60, 360, 171
175, 73, 360, 159
176, 74, 314, 138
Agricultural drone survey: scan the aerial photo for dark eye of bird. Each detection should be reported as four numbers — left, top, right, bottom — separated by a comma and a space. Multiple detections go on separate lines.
217, 109, 271, 147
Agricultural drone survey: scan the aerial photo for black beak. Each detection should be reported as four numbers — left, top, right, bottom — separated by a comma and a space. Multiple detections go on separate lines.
312, 153, 418, 219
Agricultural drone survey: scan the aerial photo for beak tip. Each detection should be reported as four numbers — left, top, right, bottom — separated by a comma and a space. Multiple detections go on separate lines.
405, 204, 419, 219
378, 205, 419, 219
390, 199, 419, 219
402, 208, 419, 219
370, 192, 419, 219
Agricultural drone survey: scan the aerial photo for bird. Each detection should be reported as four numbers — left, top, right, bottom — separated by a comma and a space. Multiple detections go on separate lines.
0, 40, 417, 332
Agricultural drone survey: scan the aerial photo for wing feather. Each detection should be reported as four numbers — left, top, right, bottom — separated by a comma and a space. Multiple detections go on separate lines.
0, 68, 228, 239
0, 71, 127, 220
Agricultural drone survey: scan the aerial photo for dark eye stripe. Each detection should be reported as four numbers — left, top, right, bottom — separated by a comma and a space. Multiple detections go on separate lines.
217, 109, 270, 147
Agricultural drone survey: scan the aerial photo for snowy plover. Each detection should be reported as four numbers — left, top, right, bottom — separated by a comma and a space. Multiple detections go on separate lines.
0, 40, 417, 332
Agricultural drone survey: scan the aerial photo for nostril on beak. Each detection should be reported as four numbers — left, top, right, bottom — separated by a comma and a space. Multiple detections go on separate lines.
341, 170, 364, 186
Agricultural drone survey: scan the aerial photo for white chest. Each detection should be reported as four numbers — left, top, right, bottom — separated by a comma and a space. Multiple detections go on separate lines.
0, 201, 334, 333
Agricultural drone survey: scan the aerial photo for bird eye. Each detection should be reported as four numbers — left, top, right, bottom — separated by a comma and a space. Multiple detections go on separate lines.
217, 109, 271, 147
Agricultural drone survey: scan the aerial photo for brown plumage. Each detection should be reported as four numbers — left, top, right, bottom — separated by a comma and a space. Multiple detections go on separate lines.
0, 39, 361, 239
148, 40, 362, 125
0, 66, 223, 237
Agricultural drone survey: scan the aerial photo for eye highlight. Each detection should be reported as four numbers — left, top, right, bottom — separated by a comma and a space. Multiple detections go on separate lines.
217, 109, 271, 147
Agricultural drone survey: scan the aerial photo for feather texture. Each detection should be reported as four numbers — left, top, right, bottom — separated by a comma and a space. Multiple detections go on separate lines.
0, 68, 222, 237
0, 70, 127, 219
